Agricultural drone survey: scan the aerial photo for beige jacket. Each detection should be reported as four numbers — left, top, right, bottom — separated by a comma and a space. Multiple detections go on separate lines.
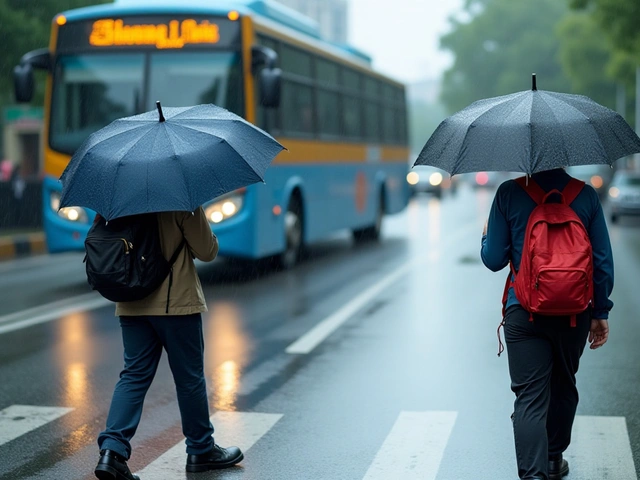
115, 207, 218, 316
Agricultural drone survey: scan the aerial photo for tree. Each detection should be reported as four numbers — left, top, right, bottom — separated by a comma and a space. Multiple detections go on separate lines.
556, 12, 617, 109
0, 0, 108, 106
439, 0, 572, 113
570, 0, 640, 60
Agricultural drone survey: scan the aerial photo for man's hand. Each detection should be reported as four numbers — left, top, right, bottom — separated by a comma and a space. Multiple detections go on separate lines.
483, 219, 488, 236
589, 319, 609, 350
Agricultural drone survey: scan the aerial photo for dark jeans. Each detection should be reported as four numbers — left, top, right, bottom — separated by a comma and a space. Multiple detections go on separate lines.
504, 305, 590, 480
98, 314, 214, 459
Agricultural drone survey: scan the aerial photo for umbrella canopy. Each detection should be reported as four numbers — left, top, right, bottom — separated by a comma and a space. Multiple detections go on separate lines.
414, 74, 640, 175
60, 103, 285, 220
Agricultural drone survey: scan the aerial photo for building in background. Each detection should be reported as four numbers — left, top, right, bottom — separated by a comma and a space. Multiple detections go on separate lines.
275, 0, 348, 43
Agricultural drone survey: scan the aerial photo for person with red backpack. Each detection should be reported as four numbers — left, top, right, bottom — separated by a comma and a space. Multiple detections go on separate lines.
481, 168, 613, 480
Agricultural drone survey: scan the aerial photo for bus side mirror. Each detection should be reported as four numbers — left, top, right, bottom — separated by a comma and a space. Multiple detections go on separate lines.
14, 63, 35, 103
13, 48, 52, 103
260, 68, 281, 108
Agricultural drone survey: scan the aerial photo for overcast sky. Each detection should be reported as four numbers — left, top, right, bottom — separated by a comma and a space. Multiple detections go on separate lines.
348, 0, 464, 84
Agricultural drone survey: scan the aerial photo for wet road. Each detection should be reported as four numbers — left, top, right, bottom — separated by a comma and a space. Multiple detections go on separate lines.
1, 185, 639, 480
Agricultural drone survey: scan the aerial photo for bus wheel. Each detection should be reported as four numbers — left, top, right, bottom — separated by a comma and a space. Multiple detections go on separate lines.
279, 197, 303, 269
353, 192, 384, 243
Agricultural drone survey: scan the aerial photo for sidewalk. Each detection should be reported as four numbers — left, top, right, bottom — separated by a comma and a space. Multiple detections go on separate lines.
0, 229, 46, 261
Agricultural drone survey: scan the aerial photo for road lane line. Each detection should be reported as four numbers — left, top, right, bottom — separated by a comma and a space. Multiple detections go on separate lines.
0, 405, 74, 447
565, 415, 637, 479
136, 411, 282, 478
286, 223, 480, 354
0, 294, 111, 335
362, 411, 457, 480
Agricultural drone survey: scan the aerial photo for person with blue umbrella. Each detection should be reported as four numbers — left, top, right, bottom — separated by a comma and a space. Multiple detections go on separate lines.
59, 103, 285, 480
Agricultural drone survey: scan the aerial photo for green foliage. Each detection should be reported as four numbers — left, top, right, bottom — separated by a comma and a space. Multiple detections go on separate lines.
439, 0, 572, 113
0, 0, 108, 106
556, 12, 616, 109
570, 0, 640, 59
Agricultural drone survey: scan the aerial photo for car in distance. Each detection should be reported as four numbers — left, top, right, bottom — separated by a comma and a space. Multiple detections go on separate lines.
407, 166, 457, 198
608, 170, 640, 224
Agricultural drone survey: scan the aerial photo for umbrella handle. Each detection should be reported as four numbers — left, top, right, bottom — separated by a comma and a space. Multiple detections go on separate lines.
156, 101, 166, 123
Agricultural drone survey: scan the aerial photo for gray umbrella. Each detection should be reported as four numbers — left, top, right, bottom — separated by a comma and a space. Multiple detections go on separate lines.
414, 74, 640, 175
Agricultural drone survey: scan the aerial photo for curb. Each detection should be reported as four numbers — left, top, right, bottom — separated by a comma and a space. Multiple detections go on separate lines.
0, 232, 47, 261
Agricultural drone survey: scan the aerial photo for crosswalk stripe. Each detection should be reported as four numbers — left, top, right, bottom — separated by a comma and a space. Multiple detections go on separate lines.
136, 411, 283, 478
0, 405, 74, 447
566, 415, 637, 479
362, 411, 457, 480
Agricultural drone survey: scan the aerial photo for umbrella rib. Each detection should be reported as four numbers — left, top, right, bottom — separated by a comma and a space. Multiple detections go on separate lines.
163, 127, 228, 209
451, 92, 530, 175
176, 123, 270, 180
538, 92, 604, 170
104, 127, 161, 220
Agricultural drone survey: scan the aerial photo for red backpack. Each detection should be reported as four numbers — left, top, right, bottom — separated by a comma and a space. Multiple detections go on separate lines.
504, 176, 594, 327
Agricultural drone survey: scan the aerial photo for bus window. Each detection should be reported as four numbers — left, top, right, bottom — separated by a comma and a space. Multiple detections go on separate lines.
281, 44, 312, 78
364, 77, 379, 98
282, 81, 314, 135
342, 96, 362, 140
317, 90, 340, 137
148, 52, 243, 115
383, 109, 395, 144
364, 103, 381, 142
316, 58, 339, 87
51, 54, 144, 155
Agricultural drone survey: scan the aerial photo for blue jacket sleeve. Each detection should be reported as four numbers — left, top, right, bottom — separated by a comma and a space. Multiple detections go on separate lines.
481, 185, 511, 272
586, 191, 614, 319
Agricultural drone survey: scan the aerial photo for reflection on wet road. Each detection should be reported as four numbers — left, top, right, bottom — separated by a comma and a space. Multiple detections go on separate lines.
1, 185, 639, 479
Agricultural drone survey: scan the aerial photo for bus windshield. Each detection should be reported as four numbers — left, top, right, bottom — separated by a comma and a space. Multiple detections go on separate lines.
51, 51, 243, 154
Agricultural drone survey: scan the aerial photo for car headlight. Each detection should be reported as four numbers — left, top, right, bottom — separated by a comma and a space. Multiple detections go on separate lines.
429, 172, 443, 186
608, 187, 620, 199
204, 192, 244, 224
406, 172, 419, 185
50, 192, 88, 223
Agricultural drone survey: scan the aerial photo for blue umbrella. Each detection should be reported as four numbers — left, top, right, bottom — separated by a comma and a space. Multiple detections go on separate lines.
59, 103, 285, 220
415, 74, 640, 175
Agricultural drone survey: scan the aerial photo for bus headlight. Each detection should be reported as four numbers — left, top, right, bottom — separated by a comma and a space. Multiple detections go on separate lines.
204, 193, 244, 224
50, 192, 88, 223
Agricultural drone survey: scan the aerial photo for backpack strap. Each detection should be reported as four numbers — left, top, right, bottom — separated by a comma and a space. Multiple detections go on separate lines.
165, 239, 186, 314
515, 176, 546, 205
561, 178, 586, 205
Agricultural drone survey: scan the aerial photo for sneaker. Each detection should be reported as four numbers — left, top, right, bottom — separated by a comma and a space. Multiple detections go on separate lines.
94, 449, 140, 480
186, 444, 244, 472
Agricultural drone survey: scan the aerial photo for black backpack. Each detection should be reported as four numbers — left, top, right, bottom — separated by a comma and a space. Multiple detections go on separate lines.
84, 213, 185, 309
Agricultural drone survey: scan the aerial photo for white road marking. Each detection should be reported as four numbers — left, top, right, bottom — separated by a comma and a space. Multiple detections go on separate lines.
136, 411, 282, 478
0, 293, 111, 335
0, 405, 74, 447
286, 223, 480, 354
362, 411, 457, 480
565, 415, 637, 479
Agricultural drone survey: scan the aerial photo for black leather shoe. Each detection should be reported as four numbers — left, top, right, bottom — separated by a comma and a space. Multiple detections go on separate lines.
186, 444, 244, 472
549, 454, 570, 479
95, 450, 140, 480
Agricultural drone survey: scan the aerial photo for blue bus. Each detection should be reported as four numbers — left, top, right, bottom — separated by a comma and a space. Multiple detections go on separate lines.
14, 0, 410, 268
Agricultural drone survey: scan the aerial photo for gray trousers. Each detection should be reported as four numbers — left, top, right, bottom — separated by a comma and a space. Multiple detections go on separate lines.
98, 314, 214, 459
504, 305, 590, 480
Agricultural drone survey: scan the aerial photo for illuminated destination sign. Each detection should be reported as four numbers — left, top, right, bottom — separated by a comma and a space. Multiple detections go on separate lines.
57, 16, 241, 52
89, 19, 220, 49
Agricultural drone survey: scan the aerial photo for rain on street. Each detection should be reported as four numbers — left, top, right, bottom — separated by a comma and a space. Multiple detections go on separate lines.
1, 185, 639, 480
